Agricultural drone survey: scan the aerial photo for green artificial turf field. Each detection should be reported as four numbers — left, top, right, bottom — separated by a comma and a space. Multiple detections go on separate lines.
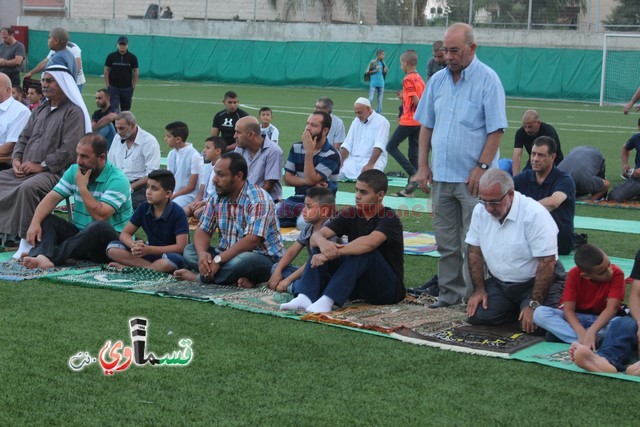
2, 76, 640, 426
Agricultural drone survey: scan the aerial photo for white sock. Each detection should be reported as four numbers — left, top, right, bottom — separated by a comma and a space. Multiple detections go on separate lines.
280, 293, 312, 311
306, 295, 335, 313
13, 239, 33, 260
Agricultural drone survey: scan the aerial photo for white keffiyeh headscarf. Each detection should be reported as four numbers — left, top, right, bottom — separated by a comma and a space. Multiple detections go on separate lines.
43, 64, 92, 133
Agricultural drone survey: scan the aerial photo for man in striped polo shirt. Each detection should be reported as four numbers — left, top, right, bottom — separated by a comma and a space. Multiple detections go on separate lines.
22, 133, 132, 268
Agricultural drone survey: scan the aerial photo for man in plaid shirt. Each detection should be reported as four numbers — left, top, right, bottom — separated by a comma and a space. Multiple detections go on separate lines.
175, 152, 284, 287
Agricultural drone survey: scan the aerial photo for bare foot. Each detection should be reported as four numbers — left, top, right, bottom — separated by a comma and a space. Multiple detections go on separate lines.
173, 269, 198, 282
237, 277, 254, 288
108, 262, 126, 271
571, 342, 617, 373
22, 255, 55, 269
625, 360, 640, 376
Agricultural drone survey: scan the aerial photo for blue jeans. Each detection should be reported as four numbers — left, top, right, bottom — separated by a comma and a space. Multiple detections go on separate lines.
183, 244, 276, 286
596, 316, 638, 371
368, 85, 384, 113
108, 85, 133, 111
533, 306, 612, 343
97, 123, 116, 151
386, 125, 420, 177
296, 249, 401, 306
270, 263, 300, 294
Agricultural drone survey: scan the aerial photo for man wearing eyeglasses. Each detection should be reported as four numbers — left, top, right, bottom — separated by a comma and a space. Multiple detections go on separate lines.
413, 23, 508, 309
465, 168, 565, 333
0, 65, 90, 253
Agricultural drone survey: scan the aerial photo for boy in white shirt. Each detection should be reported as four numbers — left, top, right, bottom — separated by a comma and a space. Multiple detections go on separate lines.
165, 121, 203, 208
259, 107, 279, 144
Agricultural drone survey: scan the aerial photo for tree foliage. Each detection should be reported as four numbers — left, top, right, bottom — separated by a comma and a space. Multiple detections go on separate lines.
604, 0, 640, 31
446, 0, 585, 27
376, 0, 430, 26
268, 0, 358, 23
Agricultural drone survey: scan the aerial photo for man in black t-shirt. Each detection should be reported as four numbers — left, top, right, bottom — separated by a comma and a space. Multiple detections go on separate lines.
280, 169, 405, 313
512, 109, 563, 175
91, 88, 118, 149
211, 90, 248, 151
104, 36, 139, 112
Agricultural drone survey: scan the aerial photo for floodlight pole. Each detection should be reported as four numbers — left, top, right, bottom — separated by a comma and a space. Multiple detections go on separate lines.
527, 0, 532, 30
412, 0, 416, 26
112, 0, 115, 19
468, 0, 473, 25
205, 0, 208, 22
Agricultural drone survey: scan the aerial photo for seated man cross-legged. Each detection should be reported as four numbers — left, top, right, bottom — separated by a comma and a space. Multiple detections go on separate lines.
22, 133, 132, 268
281, 169, 406, 313
174, 152, 284, 287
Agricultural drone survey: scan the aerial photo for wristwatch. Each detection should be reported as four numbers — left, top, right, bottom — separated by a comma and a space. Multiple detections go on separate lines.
528, 300, 541, 310
40, 161, 49, 171
477, 162, 489, 170
213, 255, 223, 265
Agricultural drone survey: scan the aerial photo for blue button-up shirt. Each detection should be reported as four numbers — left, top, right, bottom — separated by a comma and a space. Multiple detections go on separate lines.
415, 56, 508, 183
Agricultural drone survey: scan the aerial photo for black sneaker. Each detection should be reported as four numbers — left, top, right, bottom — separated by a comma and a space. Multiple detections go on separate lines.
407, 275, 439, 297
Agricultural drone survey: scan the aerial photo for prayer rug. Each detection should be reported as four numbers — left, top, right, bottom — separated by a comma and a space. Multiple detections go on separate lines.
394, 322, 543, 358
280, 227, 300, 242
574, 216, 640, 234
560, 255, 634, 277
214, 287, 300, 319
0, 260, 100, 282
45, 266, 177, 290
577, 199, 640, 210
133, 280, 250, 301
510, 342, 640, 383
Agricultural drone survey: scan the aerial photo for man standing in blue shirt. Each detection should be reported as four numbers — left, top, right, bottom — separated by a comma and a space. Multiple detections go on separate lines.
366, 49, 387, 113
414, 23, 508, 308
513, 136, 575, 255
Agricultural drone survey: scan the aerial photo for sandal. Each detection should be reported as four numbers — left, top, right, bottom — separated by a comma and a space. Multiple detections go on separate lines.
395, 181, 418, 197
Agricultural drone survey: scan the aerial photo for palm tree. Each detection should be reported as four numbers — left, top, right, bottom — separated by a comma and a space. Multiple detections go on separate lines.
268, 0, 359, 23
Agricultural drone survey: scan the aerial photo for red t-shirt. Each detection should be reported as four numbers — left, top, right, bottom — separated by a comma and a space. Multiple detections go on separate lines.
400, 71, 425, 127
560, 264, 625, 314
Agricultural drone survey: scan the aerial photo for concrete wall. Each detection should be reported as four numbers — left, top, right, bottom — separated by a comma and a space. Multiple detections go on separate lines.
17, 16, 610, 50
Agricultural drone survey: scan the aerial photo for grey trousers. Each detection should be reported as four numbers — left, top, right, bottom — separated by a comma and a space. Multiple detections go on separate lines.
468, 261, 567, 326
431, 181, 477, 304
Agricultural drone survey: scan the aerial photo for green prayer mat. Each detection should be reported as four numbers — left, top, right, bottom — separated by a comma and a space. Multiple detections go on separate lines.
45, 266, 177, 290
574, 216, 640, 234
510, 342, 640, 383
0, 260, 99, 282
559, 255, 634, 277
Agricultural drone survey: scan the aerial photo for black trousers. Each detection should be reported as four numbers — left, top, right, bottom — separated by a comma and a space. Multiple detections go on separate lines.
28, 215, 119, 265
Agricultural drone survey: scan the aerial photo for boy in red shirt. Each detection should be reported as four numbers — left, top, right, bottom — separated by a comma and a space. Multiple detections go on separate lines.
534, 244, 624, 350
385, 49, 425, 197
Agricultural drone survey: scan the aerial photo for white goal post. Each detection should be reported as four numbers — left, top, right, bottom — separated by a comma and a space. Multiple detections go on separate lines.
600, 33, 640, 107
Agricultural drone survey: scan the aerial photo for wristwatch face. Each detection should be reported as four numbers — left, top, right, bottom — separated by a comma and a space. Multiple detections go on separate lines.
213, 255, 222, 264
478, 162, 489, 170
529, 300, 540, 309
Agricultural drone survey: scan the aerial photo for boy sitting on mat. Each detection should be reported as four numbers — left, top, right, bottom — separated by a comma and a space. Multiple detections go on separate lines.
568, 249, 640, 375
268, 187, 336, 295
280, 169, 405, 313
534, 244, 624, 349
107, 169, 189, 273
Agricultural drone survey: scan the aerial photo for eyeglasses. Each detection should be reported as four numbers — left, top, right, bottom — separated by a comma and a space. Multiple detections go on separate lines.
478, 191, 510, 206
40, 77, 55, 84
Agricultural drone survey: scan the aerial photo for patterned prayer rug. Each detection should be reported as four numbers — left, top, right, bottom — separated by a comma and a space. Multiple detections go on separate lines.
403, 232, 437, 255
0, 260, 100, 282
46, 266, 177, 290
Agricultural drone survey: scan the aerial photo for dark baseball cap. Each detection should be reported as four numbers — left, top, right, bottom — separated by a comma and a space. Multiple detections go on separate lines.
117, 36, 128, 44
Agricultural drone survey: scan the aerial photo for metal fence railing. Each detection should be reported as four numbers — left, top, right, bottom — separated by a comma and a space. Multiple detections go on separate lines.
21, 0, 640, 33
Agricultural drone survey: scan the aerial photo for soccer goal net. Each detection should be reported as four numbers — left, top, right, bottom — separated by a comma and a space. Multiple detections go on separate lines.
600, 33, 640, 106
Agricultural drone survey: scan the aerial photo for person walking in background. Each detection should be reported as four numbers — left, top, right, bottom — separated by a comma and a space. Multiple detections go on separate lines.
365, 49, 387, 113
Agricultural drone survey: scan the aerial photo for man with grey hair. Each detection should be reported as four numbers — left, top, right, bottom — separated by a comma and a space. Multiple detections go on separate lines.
465, 168, 565, 333
414, 23, 508, 308
315, 97, 345, 149
233, 115, 283, 203
0, 64, 91, 252
0, 27, 25, 87
0, 72, 30, 162
108, 111, 161, 208
339, 97, 390, 180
